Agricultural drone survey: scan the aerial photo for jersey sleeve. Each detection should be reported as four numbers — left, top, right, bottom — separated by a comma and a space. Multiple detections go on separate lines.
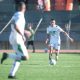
11, 13, 20, 25
14, 14, 21, 27
11, 13, 17, 24
47, 27, 50, 34
12, 13, 23, 34
57, 26, 64, 32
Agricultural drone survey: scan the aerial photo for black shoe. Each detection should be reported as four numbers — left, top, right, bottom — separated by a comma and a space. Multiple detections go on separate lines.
8, 75, 16, 79
1, 52, 8, 64
33, 51, 35, 53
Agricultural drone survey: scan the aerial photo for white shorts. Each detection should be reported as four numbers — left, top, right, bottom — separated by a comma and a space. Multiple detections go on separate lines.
49, 41, 61, 50
9, 32, 28, 58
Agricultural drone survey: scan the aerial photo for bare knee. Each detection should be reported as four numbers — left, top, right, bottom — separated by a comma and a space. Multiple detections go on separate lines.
21, 56, 29, 61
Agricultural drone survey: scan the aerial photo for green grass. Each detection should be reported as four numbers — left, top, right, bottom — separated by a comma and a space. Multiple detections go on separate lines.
0, 53, 80, 80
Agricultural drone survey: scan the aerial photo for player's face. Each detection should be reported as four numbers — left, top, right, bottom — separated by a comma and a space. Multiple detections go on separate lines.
51, 20, 56, 27
22, 4, 26, 13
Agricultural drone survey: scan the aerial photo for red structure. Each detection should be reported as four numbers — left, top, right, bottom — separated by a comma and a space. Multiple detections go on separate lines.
66, 0, 73, 10
54, 0, 66, 10
44, 0, 51, 11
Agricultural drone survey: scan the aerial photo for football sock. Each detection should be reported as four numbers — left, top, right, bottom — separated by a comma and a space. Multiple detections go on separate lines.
55, 50, 59, 61
9, 61, 20, 76
49, 53, 52, 60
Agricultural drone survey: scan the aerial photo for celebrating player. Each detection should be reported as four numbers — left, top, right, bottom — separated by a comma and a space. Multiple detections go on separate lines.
1, 2, 30, 79
46, 19, 73, 65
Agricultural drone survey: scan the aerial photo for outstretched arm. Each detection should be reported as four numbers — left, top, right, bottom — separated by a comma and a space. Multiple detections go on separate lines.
46, 34, 50, 44
62, 30, 74, 42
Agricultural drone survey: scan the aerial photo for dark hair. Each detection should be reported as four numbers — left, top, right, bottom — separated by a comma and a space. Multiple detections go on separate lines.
17, 2, 25, 11
51, 19, 55, 21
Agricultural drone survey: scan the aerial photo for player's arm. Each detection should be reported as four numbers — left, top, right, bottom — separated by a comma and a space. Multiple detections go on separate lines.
15, 24, 25, 41
46, 33, 50, 44
30, 29, 35, 35
62, 30, 74, 42
15, 25, 22, 36
46, 27, 50, 44
58, 26, 74, 42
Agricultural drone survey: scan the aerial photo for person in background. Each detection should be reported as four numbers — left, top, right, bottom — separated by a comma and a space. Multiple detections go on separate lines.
46, 19, 73, 65
26, 23, 35, 53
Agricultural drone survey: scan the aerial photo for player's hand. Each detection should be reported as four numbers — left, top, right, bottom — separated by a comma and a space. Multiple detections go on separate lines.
22, 36, 26, 42
70, 38, 74, 42
45, 41, 47, 44
45, 39, 48, 44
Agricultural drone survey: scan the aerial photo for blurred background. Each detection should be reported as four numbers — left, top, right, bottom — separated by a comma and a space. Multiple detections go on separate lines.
0, 0, 80, 50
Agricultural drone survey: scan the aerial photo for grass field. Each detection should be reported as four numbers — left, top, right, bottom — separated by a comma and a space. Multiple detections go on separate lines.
0, 53, 80, 80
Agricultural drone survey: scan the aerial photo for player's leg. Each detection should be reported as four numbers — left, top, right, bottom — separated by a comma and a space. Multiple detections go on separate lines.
31, 41, 35, 53
17, 41, 29, 60
48, 45, 53, 63
1, 34, 18, 64
0, 43, 21, 78
55, 49, 60, 61
55, 43, 60, 61
1, 52, 18, 64
1, 52, 8, 64
33, 41, 35, 53
8, 42, 22, 79
27, 41, 30, 49
8, 60, 20, 79
8, 40, 29, 78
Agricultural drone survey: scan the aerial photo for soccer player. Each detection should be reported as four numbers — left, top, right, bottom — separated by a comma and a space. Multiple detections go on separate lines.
1, 2, 29, 79
25, 23, 35, 53
46, 19, 73, 65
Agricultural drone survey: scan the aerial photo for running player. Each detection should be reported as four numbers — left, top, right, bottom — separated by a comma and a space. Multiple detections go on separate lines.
46, 19, 73, 65
1, 2, 30, 79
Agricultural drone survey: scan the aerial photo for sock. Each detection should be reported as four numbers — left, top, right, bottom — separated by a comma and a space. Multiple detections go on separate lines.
9, 61, 20, 76
55, 50, 59, 61
49, 53, 52, 61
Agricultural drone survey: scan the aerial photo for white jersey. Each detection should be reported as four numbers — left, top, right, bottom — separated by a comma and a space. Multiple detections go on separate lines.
47, 25, 63, 44
9, 12, 28, 58
11, 11, 25, 36
9, 11, 26, 44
